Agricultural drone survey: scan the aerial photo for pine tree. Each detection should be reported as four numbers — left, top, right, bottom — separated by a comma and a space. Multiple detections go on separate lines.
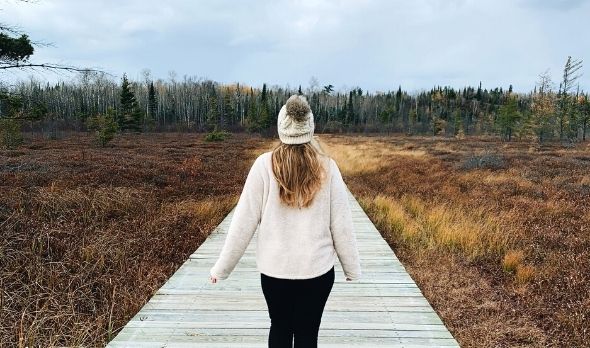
119, 74, 132, 129
119, 74, 142, 132
222, 88, 234, 130
206, 92, 220, 131
147, 81, 157, 125
497, 94, 521, 141
258, 83, 271, 131
346, 91, 354, 127
86, 108, 118, 147
408, 106, 417, 135
581, 94, 590, 141
246, 89, 259, 132
476, 81, 483, 101
129, 101, 143, 133
557, 56, 583, 141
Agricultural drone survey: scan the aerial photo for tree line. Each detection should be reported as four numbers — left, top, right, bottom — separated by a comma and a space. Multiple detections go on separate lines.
1, 56, 589, 147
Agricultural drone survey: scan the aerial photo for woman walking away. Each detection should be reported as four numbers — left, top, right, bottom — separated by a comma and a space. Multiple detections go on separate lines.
210, 94, 362, 348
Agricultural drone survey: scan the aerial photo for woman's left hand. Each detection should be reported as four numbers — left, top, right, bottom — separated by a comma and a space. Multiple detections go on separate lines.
210, 275, 218, 284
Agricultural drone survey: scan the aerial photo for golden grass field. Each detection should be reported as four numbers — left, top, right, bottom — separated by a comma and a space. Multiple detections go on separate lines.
319, 135, 590, 347
1, 132, 589, 347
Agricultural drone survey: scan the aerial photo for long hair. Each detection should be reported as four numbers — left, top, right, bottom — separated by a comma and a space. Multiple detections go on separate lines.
271, 137, 329, 209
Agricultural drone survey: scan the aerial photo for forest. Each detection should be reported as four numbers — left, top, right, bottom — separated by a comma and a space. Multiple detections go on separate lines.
1, 56, 588, 148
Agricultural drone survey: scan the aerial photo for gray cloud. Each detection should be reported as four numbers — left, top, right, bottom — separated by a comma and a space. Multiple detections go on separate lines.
1, 0, 588, 93
518, 0, 589, 10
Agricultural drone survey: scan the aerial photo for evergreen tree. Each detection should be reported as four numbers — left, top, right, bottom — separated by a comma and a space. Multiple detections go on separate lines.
86, 108, 118, 147
258, 83, 271, 130
222, 88, 234, 130
395, 86, 402, 114
129, 102, 143, 132
119, 74, 143, 132
346, 91, 354, 127
476, 82, 483, 101
206, 92, 220, 131
581, 95, 590, 141
1, 3, 95, 74
245, 89, 259, 132
0, 32, 34, 67
557, 56, 583, 140
497, 94, 521, 141
147, 81, 157, 123
0, 92, 24, 148
408, 106, 417, 135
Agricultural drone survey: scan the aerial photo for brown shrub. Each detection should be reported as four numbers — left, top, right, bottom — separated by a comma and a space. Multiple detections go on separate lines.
0, 132, 272, 347
503, 250, 525, 273
319, 134, 590, 347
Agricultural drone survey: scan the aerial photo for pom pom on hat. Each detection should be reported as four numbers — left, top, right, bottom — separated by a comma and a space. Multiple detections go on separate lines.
277, 94, 315, 144
286, 95, 312, 122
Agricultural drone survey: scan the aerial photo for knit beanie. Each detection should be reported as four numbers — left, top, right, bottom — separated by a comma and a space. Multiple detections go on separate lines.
277, 94, 315, 144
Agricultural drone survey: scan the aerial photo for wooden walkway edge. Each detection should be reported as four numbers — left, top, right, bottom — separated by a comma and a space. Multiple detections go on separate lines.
107, 187, 460, 347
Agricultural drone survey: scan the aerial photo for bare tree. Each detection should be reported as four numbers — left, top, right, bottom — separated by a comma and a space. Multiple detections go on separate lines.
531, 69, 557, 142
557, 56, 583, 140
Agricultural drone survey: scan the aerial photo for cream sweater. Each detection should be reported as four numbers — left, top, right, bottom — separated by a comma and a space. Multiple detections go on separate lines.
209, 151, 362, 281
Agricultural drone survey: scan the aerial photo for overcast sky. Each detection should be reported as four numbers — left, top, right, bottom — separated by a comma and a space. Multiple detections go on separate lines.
1, 0, 589, 93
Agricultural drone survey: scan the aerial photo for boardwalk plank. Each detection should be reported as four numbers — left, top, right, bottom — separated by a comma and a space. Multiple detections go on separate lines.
107, 187, 460, 347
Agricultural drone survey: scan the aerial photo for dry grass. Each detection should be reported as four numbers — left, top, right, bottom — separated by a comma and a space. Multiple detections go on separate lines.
319, 138, 426, 175
503, 250, 525, 273
318, 134, 590, 348
2, 132, 588, 347
515, 264, 535, 285
362, 194, 510, 261
0, 132, 274, 347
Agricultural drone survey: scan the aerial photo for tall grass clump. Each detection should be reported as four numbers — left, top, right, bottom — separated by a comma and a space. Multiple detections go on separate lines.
502, 249, 524, 273
362, 194, 512, 261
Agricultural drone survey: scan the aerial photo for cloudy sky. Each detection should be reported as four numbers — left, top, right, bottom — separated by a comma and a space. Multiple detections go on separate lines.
1, 0, 589, 93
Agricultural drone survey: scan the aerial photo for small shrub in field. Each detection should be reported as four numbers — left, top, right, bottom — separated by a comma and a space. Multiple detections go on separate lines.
515, 264, 535, 284
204, 128, 231, 142
86, 109, 118, 147
503, 249, 524, 273
461, 152, 506, 170
323, 120, 344, 133
0, 118, 24, 149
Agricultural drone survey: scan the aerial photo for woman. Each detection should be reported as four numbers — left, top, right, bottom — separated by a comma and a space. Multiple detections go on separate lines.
210, 94, 362, 348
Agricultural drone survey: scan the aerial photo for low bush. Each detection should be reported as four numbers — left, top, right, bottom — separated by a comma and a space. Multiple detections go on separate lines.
204, 128, 231, 142
86, 109, 118, 147
460, 152, 506, 170
0, 118, 24, 149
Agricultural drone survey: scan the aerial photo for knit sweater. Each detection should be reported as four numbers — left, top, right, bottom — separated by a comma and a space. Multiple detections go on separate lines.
209, 151, 362, 281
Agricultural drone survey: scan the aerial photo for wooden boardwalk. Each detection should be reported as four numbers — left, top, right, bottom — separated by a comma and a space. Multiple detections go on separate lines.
107, 187, 460, 347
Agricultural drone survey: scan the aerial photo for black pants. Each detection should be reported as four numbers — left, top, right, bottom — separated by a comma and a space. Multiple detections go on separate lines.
260, 266, 335, 348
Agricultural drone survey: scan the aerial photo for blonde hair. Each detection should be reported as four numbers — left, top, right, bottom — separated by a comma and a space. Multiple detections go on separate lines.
271, 137, 329, 209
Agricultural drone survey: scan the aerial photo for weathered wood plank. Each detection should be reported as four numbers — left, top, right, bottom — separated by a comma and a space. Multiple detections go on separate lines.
107, 187, 460, 347
110, 327, 455, 339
